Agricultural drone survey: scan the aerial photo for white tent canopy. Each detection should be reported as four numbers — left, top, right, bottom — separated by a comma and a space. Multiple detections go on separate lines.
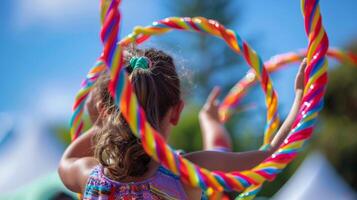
272, 151, 356, 200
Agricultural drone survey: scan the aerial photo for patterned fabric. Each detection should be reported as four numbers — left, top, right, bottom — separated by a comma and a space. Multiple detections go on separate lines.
83, 165, 188, 200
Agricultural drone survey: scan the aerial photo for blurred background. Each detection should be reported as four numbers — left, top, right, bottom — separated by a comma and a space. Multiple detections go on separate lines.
0, 0, 357, 199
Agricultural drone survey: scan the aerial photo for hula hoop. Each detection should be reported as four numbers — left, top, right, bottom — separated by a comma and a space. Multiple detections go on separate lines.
69, 0, 329, 199
220, 48, 357, 122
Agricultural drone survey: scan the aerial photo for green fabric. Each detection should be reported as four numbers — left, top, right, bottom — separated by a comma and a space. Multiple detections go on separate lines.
0, 172, 76, 200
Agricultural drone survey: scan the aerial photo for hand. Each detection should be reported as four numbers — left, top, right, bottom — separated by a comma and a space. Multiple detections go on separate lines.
294, 58, 307, 92
199, 87, 221, 122
86, 94, 100, 124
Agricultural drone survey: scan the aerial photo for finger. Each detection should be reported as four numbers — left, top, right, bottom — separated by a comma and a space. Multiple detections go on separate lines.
299, 58, 307, 73
207, 86, 221, 105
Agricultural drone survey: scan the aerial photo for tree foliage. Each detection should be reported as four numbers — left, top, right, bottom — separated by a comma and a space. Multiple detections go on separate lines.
163, 0, 243, 98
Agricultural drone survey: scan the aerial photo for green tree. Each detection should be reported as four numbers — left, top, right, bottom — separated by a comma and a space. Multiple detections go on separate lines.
162, 0, 243, 97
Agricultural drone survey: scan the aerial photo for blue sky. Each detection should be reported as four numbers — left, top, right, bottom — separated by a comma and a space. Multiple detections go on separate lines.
0, 0, 357, 121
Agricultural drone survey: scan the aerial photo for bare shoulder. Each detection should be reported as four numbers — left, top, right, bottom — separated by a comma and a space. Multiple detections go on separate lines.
77, 157, 99, 192
58, 157, 98, 193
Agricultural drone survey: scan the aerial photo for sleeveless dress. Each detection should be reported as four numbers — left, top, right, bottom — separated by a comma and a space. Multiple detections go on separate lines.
83, 165, 189, 200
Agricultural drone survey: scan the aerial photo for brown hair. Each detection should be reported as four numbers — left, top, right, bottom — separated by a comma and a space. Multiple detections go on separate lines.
92, 74, 116, 113
94, 48, 181, 181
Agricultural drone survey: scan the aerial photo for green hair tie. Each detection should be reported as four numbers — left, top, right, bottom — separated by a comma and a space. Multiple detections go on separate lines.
130, 56, 150, 70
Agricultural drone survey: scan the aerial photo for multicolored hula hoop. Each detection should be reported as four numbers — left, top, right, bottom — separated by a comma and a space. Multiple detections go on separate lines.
220, 48, 357, 122
69, 0, 329, 199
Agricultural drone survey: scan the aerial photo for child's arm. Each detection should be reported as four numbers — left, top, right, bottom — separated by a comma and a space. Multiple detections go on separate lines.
58, 128, 99, 193
199, 87, 232, 150
269, 58, 307, 151
185, 59, 307, 172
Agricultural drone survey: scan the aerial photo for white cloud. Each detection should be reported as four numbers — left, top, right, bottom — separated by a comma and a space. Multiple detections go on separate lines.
38, 87, 74, 120
29, 83, 76, 121
15, 0, 97, 28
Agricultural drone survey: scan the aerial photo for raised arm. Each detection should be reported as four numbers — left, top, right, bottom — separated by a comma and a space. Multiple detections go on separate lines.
58, 127, 99, 193
269, 59, 306, 151
186, 59, 307, 172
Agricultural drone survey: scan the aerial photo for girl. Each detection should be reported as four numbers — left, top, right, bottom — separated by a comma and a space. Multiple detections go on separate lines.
59, 48, 307, 199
